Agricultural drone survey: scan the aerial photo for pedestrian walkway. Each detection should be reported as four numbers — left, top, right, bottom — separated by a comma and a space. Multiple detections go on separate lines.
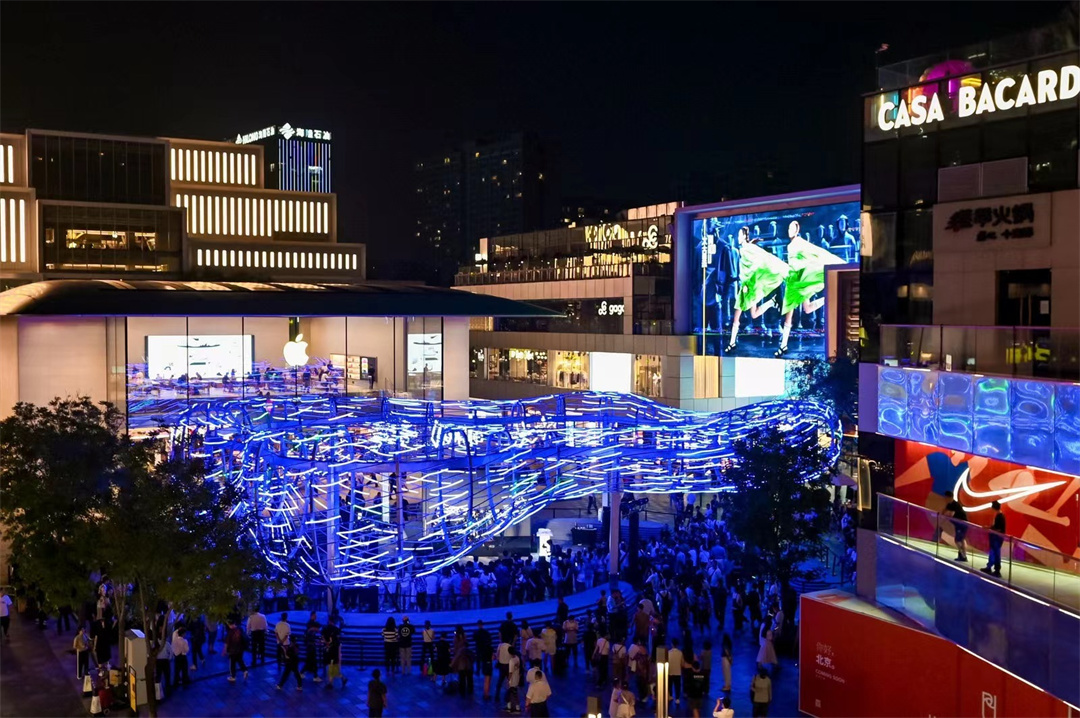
4, 605, 799, 717
0, 614, 85, 718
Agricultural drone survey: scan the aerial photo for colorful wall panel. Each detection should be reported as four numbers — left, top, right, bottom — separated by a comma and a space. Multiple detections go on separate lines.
877, 366, 1080, 475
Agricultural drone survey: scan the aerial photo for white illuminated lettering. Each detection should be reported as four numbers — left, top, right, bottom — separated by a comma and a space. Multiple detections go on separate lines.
1037, 70, 1058, 103
893, 99, 911, 127
958, 85, 977, 117
926, 94, 945, 123
1013, 75, 1036, 108
910, 95, 928, 125
976, 84, 996, 114
1061, 65, 1080, 100
993, 77, 1016, 110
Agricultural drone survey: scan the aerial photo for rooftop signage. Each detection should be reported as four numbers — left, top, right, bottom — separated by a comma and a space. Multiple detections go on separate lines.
235, 124, 332, 145
870, 60, 1078, 134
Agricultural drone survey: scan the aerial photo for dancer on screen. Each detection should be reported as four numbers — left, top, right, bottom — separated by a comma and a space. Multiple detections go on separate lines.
725, 226, 789, 353
774, 220, 844, 357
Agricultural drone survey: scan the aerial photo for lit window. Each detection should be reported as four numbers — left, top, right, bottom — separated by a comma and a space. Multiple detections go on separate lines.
197, 248, 203, 265
261, 251, 267, 267
170, 148, 177, 180
213, 249, 220, 266
245, 250, 252, 266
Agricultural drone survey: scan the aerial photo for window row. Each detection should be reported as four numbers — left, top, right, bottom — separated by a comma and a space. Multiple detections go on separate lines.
171, 147, 258, 186
195, 247, 359, 272
0, 197, 28, 264
40, 204, 182, 272
0, 144, 15, 184
30, 135, 168, 206
175, 194, 331, 238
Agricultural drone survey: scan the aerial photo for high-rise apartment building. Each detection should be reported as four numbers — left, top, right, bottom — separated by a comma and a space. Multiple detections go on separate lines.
415, 133, 550, 284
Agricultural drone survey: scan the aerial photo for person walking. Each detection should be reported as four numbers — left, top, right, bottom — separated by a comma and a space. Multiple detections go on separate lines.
247, 608, 268, 666
434, 632, 451, 688
474, 619, 494, 699
155, 632, 173, 697
496, 635, 512, 703
397, 616, 414, 673
756, 622, 777, 673
720, 633, 733, 691
686, 659, 707, 718
628, 638, 650, 708
751, 665, 773, 716
0, 588, 12, 641
421, 619, 436, 675
172, 627, 191, 688
381, 617, 399, 676
275, 636, 303, 692
303, 617, 322, 683
505, 646, 522, 714
74, 626, 91, 679
452, 630, 473, 697
367, 669, 388, 718
524, 668, 552, 717
941, 490, 969, 562
592, 630, 611, 688
224, 619, 249, 682
274, 613, 292, 666
668, 638, 684, 707
325, 624, 348, 689
540, 622, 557, 676
188, 614, 206, 671
981, 500, 1007, 577
562, 614, 580, 670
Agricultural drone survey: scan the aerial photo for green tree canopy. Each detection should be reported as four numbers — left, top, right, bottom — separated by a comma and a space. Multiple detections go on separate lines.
722, 424, 835, 584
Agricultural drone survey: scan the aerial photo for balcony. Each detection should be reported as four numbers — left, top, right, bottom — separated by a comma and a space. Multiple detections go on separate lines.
872, 495, 1080, 706
454, 260, 670, 287
880, 324, 1080, 382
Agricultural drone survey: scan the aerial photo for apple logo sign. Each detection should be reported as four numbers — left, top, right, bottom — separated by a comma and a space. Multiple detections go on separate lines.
283, 333, 309, 367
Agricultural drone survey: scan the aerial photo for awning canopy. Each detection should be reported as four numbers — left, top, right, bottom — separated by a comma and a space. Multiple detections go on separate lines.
0, 280, 563, 318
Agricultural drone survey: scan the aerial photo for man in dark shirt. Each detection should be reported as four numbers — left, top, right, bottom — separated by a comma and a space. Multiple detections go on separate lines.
685, 659, 708, 718
941, 490, 969, 562
499, 612, 517, 645
397, 617, 414, 674
474, 619, 494, 699
981, 500, 1007, 577
367, 669, 387, 718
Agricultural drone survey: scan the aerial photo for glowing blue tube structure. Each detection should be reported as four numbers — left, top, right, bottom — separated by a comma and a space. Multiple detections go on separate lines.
171, 392, 840, 586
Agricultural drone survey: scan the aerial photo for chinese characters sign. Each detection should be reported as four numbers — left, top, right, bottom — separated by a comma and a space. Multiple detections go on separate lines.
936, 193, 1049, 249
236, 124, 332, 145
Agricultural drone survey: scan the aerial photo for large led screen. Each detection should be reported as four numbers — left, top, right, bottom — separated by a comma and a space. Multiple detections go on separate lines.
146, 335, 254, 380
691, 201, 859, 358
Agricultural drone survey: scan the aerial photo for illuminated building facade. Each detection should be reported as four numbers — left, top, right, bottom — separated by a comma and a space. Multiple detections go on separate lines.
0, 128, 360, 290
233, 122, 332, 193
801, 24, 1080, 718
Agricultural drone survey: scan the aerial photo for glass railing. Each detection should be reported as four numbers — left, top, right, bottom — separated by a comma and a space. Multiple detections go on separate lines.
879, 324, 1080, 381
878, 494, 1080, 610
454, 261, 673, 286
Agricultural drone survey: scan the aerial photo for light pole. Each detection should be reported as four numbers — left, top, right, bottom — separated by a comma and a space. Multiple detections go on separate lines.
655, 646, 669, 718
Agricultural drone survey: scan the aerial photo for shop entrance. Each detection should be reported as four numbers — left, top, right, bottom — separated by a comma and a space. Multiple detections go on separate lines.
997, 268, 1051, 327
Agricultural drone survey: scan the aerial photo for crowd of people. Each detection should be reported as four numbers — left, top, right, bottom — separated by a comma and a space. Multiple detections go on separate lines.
6, 489, 854, 717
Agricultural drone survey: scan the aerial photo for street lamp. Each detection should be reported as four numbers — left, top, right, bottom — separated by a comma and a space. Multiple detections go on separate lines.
656, 646, 669, 718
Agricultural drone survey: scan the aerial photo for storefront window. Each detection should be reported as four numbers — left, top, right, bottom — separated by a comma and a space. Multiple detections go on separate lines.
633, 355, 663, 397
508, 349, 547, 384
469, 347, 485, 378
407, 317, 442, 400
552, 351, 590, 390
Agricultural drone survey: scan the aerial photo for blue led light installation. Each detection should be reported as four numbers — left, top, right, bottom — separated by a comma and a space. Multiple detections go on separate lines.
167, 392, 840, 587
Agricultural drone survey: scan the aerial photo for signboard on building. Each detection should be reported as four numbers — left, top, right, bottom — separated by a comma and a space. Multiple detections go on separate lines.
235, 123, 332, 145
935, 193, 1051, 250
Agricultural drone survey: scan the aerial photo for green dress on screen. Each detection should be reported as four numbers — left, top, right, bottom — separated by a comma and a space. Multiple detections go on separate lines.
736, 241, 789, 313
780, 237, 845, 314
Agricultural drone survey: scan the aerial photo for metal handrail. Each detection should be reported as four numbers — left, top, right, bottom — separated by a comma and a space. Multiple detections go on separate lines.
877, 494, 1079, 609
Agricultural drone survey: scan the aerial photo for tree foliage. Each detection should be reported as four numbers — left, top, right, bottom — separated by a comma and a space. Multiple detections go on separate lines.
786, 350, 859, 427
721, 425, 835, 584
1, 397, 266, 716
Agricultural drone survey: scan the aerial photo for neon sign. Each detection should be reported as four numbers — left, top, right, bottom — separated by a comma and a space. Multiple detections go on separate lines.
876, 63, 1079, 131
235, 124, 332, 144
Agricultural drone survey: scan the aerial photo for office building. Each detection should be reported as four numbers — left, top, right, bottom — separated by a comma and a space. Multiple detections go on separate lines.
0, 127, 359, 289
801, 25, 1079, 718
233, 122, 332, 192
415, 133, 550, 284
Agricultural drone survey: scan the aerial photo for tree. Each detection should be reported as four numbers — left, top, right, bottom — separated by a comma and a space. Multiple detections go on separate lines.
0, 398, 266, 717
0, 398, 124, 614
786, 350, 859, 428
721, 425, 835, 585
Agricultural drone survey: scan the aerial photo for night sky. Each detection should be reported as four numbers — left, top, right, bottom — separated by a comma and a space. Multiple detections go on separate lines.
2, 2, 1070, 278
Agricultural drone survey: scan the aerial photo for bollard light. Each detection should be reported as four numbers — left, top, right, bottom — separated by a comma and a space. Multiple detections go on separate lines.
656, 646, 669, 718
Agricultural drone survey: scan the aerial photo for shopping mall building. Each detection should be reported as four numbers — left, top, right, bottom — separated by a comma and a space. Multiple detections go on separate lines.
803, 27, 1080, 718
0, 127, 554, 421
455, 187, 862, 412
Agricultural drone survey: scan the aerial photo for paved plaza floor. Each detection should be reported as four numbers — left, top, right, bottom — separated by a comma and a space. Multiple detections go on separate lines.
1, 608, 800, 717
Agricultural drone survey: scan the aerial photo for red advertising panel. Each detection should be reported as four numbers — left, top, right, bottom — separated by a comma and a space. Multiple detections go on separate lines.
893, 440, 1080, 557
800, 592, 1074, 718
